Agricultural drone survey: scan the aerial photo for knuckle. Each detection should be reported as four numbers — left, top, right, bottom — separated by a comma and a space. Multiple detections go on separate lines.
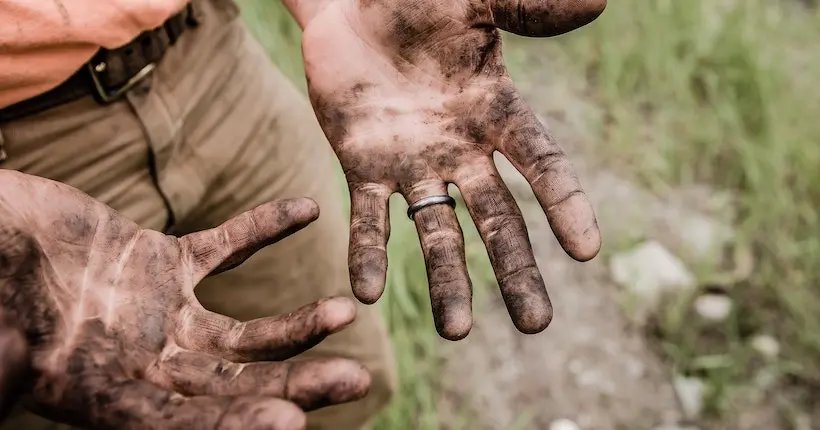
478, 212, 524, 238
350, 213, 386, 237
423, 229, 462, 245
527, 151, 567, 184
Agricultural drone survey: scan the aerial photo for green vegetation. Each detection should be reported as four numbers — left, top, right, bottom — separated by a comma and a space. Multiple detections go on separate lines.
239, 0, 820, 426
511, 0, 820, 422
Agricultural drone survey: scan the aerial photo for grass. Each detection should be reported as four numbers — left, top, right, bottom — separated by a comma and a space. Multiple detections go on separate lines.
240, 0, 820, 427
504, 0, 820, 423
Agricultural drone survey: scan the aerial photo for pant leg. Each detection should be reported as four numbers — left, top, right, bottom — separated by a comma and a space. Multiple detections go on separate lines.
0, 67, 169, 430
0, 1, 396, 429
146, 4, 397, 429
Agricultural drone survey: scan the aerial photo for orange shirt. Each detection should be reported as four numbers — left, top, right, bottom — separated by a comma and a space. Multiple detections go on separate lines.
0, 0, 188, 108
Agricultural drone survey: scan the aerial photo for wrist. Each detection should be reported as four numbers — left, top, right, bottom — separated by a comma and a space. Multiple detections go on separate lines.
280, 0, 335, 29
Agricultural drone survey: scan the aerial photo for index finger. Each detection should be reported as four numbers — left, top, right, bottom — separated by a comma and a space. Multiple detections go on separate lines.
176, 297, 357, 362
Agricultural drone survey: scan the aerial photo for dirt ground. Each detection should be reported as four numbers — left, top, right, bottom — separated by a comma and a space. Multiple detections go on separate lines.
435, 48, 776, 430
437, 112, 685, 430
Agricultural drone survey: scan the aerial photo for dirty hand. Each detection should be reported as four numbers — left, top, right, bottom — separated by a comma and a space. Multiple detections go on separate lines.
0, 170, 370, 430
290, 0, 606, 339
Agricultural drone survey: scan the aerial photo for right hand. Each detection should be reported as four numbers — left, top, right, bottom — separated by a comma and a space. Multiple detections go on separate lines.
0, 170, 370, 430
295, 0, 605, 339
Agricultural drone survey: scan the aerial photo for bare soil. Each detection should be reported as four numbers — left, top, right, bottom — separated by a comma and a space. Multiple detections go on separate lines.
435, 49, 784, 429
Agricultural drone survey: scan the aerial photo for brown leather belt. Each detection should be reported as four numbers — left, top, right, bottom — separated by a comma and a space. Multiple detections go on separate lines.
0, 4, 200, 123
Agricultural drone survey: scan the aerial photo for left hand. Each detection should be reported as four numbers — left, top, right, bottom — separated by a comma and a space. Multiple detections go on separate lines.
0, 170, 369, 430
0, 312, 27, 421
292, 0, 606, 339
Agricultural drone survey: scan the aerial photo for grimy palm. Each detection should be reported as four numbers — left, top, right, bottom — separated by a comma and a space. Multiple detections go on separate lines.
0, 171, 369, 430
289, 0, 606, 339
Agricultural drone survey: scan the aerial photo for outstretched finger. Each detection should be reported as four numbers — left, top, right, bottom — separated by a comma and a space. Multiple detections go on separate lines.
180, 198, 320, 283
81, 378, 307, 430
147, 347, 370, 411
498, 105, 601, 262
409, 192, 473, 340
488, 0, 607, 37
348, 184, 392, 304
176, 297, 356, 362
455, 164, 552, 334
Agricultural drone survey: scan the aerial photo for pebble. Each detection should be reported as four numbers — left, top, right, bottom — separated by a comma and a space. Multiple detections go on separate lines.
673, 375, 705, 420
550, 419, 581, 430
610, 241, 696, 314
751, 334, 780, 359
693, 293, 733, 322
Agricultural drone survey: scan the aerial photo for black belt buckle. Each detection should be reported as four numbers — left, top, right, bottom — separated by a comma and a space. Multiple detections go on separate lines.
87, 60, 155, 104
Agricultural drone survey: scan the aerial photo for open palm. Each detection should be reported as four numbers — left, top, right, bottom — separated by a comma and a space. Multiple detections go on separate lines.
0, 171, 369, 430
302, 0, 606, 339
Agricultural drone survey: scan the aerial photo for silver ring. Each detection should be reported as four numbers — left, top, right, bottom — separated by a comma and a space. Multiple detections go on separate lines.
407, 195, 456, 220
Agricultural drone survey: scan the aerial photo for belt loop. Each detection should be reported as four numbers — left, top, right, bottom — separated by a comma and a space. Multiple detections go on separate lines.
186, 3, 201, 27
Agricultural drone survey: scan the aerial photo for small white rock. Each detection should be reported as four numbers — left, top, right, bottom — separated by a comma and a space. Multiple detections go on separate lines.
550, 418, 581, 430
751, 334, 780, 359
673, 375, 705, 420
610, 241, 696, 312
693, 293, 733, 322
754, 368, 778, 390
653, 426, 701, 430
678, 213, 735, 261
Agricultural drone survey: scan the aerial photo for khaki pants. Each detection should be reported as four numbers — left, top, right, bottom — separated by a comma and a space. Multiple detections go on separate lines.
0, 0, 396, 429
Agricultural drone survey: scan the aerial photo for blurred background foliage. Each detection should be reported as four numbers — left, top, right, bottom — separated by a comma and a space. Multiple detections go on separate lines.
238, 0, 820, 427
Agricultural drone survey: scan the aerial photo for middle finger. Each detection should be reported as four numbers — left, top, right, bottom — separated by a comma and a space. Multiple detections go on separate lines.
146, 346, 370, 412
175, 297, 356, 362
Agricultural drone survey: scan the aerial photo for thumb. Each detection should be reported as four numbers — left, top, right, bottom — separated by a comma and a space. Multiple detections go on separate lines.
490, 0, 607, 37
180, 198, 320, 282
0, 316, 28, 422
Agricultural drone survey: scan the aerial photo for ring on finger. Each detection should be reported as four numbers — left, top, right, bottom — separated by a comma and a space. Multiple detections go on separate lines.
407, 195, 456, 220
